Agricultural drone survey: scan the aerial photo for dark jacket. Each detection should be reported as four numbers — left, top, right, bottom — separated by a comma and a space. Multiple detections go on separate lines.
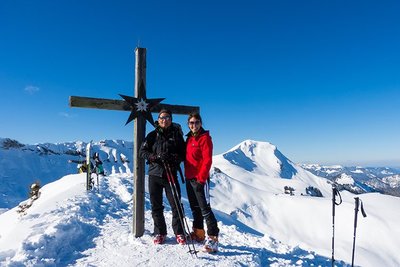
139, 123, 185, 177
93, 158, 105, 175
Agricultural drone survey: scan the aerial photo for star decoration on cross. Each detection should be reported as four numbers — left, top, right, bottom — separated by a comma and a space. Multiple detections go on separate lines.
119, 94, 165, 126
135, 98, 149, 112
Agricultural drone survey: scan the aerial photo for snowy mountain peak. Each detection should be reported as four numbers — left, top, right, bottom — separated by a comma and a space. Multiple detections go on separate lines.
382, 174, 400, 187
221, 139, 286, 175
227, 139, 277, 155
335, 173, 355, 185
213, 139, 333, 198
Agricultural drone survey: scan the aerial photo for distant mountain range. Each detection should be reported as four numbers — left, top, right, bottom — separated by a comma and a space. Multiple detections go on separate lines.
301, 164, 400, 196
1, 137, 399, 210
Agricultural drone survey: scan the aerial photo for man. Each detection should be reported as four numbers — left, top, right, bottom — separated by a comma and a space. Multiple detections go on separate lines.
139, 109, 186, 245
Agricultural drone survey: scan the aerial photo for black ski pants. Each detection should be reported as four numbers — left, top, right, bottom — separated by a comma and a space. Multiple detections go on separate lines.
149, 174, 184, 236
186, 178, 219, 237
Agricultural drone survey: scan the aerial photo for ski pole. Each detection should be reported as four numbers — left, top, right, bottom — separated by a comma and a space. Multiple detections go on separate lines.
166, 162, 198, 254
351, 197, 367, 267
164, 161, 198, 257
96, 173, 100, 192
95, 168, 100, 193
331, 184, 342, 267
163, 160, 198, 258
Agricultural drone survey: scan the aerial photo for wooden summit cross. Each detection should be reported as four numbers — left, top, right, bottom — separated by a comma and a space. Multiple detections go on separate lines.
69, 48, 199, 237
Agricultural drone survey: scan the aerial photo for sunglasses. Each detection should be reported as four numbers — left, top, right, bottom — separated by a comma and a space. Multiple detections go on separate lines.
189, 120, 201, 125
159, 116, 171, 121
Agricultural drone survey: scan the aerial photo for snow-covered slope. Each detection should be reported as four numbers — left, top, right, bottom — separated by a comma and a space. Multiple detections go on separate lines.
1, 138, 400, 266
382, 174, 400, 187
0, 138, 132, 209
0, 173, 335, 266
209, 140, 400, 266
213, 140, 332, 196
1, 171, 400, 266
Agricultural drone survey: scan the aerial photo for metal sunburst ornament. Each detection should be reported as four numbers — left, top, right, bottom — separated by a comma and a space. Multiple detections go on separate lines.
119, 94, 165, 126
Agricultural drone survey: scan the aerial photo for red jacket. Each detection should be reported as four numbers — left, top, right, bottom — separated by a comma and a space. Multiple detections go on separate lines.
185, 129, 213, 184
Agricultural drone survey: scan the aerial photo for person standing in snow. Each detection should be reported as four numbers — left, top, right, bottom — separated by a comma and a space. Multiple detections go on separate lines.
184, 112, 220, 253
139, 109, 186, 245
68, 159, 93, 174
92, 152, 105, 176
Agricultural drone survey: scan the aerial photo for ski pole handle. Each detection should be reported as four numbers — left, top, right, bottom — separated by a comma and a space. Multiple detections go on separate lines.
354, 197, 360, 228
359, 198, 367, 218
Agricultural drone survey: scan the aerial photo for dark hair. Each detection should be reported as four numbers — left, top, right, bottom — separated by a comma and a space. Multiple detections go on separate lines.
187, 112, 202, 123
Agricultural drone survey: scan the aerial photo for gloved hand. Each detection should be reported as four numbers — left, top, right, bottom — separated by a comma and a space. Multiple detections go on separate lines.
148, 154, 158, 163
157, 152, 169, 162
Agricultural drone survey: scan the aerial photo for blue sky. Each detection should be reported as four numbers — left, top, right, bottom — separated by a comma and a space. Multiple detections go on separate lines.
1, 0, 399, 167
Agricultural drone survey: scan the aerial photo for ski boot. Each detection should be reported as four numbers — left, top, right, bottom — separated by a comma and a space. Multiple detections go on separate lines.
203, 236, 218, 253
190, 228, 205, 242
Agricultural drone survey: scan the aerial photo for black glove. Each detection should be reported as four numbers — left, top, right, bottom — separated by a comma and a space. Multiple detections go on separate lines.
148, 154, 158, 163
157, 152, 169, 162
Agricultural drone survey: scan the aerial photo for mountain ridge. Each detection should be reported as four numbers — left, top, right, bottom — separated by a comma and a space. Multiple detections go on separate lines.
1, 138, 400, 266
302, 163, 400, 196
1, 137, 399, 211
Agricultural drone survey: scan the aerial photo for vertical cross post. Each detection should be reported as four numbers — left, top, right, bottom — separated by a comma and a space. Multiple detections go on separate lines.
133, 48, 146, 237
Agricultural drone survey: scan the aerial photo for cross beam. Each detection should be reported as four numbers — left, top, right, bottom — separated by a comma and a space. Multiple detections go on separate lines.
69, 96, 198, 115
69, 48, 199, 237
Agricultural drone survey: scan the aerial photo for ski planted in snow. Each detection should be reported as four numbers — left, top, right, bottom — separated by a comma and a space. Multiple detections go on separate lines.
86, 142, 92, 190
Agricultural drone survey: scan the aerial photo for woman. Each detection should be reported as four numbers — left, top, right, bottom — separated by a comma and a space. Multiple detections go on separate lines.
184, 112, 219, 253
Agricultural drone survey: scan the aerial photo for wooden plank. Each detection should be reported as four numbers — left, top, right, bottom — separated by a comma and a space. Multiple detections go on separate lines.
69, 96, 130, 111
151, 103, 200, 114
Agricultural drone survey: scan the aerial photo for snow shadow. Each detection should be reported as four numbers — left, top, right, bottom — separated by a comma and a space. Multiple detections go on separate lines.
18, 217, 100, 266
217, 244, 349, 267
223, 149, 257, 172
274, 149, 297, 179
215, 210, 263, 237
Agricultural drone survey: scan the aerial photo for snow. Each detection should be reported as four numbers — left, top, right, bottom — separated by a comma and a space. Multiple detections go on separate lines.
326, 169, 339, 174
336, 174, 355, 185
1, 139, 400, 266
323, 165, 343, 169
382, 175, 400, 187
0, 139, 133, 208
